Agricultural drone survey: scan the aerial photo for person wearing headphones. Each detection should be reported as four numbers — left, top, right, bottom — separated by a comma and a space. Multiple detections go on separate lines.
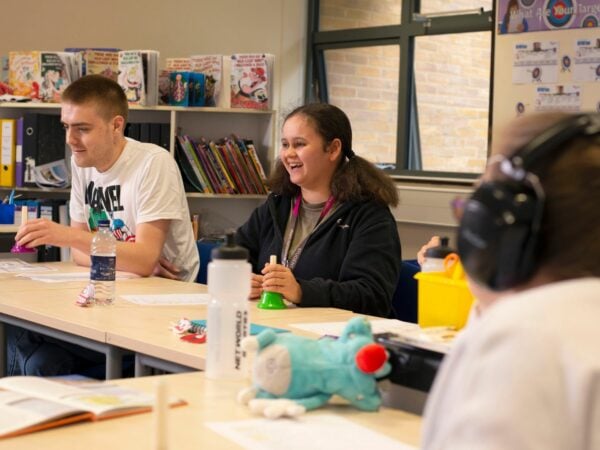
421, 112, 600, 449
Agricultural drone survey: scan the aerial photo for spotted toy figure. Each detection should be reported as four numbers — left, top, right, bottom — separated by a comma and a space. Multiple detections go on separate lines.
238, 317, 390, 419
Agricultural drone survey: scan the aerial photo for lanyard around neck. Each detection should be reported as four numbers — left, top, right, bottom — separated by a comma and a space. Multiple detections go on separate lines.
282, 194, 335, 269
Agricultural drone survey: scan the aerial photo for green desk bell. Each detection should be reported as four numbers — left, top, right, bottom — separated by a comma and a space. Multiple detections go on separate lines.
258, 255, 286, 310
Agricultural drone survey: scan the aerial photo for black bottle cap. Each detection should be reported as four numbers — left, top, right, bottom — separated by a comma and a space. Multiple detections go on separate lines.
211, 233, 249, 260
424, 236, 455, 259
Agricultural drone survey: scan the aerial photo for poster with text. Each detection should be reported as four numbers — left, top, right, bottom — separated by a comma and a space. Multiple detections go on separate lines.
498, 0, 600, 34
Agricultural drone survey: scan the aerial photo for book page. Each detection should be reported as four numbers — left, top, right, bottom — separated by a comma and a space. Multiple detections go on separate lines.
0, 377, 155, 418
0, 390, 86, 437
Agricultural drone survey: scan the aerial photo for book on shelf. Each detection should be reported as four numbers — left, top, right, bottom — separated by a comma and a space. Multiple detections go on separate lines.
206, 139, 237, 194
216, 138, 249, 194
64, 48, 120, 80
0, 119, 16, 187
224, 137, 256, 194
168, 71, 190, 106
8, 51, 40, 99
190, 55, 222, 107
230, 53, 274, 110
117, 50, 159, 106
244, 139, 269, 192
198, 138, 234, 194
0, 376, 185, 440
158, 69, 170, 105
233, 136, 268, 194
165, 57, 191, 72
188, 72, 205, 107
175, 135, 208, 193
8, 51, 79, 102
1, 55, 9, 85
84, 50, 119, 81
39, 52, 78, 102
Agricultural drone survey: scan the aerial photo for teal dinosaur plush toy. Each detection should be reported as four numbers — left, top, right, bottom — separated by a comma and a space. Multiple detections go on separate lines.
238, 317, 390, 419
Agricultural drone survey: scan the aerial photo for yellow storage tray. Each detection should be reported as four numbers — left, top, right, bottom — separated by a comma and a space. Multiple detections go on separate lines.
415, 271, 475, 330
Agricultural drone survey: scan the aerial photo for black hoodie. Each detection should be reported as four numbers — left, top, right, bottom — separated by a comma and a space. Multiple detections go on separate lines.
236, 193, 402, 317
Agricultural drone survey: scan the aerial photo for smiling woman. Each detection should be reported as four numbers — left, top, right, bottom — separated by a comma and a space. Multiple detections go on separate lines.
235, 103, 402, 318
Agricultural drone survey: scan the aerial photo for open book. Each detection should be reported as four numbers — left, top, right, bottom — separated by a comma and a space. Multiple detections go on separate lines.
0, 376, 184, 439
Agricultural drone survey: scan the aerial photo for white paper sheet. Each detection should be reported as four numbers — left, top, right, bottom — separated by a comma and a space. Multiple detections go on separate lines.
290, 319, 455, 354
121, 293, 210, 305
206, 414, 417, 450
0, 259, 53, 274
17, 271, 139, 283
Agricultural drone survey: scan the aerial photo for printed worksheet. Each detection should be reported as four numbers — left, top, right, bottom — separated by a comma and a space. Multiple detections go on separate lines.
535, 84, 581, 112
206, 414, 417, 450
513, 40, 559, 84
573, 38, 600, 82
121, 293, 210, 305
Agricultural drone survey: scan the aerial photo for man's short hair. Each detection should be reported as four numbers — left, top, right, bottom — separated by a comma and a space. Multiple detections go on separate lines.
62, 74, 128, 123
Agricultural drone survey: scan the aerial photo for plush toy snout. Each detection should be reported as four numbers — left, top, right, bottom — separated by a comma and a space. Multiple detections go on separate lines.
355, 343, 388, 374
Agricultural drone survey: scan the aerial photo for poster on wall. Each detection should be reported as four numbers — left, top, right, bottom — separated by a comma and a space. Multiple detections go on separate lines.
513, 40, 559, 83
497, 0, 600, 34
573, 37, 600, 81
535, 84, 581, 111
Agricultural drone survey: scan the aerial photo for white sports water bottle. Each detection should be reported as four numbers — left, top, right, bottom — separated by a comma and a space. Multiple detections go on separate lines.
205, 233, 251, 380
90, 219, 117, 305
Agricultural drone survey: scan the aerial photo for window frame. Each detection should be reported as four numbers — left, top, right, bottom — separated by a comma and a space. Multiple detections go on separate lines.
305, 0, 496, 182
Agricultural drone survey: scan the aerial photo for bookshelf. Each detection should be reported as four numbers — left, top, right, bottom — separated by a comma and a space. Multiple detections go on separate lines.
0, 102, 277, 235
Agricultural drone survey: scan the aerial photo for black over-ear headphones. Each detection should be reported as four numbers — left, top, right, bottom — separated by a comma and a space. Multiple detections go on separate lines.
457, 113, 600, 291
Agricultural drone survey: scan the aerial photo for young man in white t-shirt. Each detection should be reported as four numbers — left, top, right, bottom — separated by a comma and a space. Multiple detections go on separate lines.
8, 75, 199, 376
15, 74, 198, 281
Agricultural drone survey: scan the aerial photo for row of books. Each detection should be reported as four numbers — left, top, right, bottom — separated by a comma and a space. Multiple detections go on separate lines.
3, 50, 273, 110
175, 134, 269, 195
0, 114, 69, 189
5, 49, 159, 106
160, 53, 274, 110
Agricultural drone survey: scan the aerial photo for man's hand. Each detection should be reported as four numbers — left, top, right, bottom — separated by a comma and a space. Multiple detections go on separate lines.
153, 257, 183, 280
14, 218, 71, 249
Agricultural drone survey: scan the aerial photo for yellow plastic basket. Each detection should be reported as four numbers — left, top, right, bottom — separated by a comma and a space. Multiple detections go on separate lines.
415, 271, 475, 330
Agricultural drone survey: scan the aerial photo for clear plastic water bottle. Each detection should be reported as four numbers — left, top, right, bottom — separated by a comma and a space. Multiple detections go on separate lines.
90, 219, 117, 305
205, 233, 251, 380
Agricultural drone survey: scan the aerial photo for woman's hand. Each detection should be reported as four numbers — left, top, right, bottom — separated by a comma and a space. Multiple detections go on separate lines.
417, 235, 441, 266
249, 273, 264, 301
261, 263, 302, 304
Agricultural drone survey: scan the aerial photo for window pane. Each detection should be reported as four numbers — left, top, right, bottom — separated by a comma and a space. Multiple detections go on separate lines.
319, 0, 401, 31
419, 0, 493, 14
415, 32, 491, 173
325, 45, 399, 165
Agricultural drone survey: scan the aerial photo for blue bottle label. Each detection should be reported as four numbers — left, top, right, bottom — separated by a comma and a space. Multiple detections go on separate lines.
91, 255, 116, 281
